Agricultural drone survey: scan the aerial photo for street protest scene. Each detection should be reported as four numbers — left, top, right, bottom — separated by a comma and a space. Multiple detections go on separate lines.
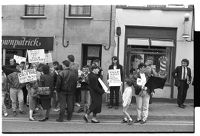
1, 3, 195, 133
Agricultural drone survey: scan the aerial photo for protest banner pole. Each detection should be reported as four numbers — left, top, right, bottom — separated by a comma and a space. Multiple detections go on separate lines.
24, 49, 28, 70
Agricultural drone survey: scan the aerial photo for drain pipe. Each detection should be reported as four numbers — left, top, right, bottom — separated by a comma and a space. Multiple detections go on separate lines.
62, 5, 69, 48
104, 5, 112, 50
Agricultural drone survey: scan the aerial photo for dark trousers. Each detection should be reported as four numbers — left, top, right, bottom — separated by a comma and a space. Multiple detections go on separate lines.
110, 86, 120, 106
22, 86, 28, 105
75, 88, 81, 103
58, 92, 74, 120
177, 80, 188, 106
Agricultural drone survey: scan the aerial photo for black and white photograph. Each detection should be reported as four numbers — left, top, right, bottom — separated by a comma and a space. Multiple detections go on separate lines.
1, 0, 198, 134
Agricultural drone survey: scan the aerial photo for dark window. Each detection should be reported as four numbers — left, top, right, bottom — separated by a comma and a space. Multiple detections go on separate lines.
69, 5, 91, 16
25, 5, 45, 16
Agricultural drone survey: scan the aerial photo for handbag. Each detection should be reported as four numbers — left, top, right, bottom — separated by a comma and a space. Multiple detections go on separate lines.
37, 87, 50, 95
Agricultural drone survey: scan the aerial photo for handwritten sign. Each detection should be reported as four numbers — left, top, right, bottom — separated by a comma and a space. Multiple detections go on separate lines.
27, 49, 45, 63
108, 69, 121, 86
14, 55, 26, 64
45, 52, 53, 63
18, 69, 37, 83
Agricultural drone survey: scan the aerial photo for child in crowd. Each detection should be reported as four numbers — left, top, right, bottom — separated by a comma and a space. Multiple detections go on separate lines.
121, 78, 133, 125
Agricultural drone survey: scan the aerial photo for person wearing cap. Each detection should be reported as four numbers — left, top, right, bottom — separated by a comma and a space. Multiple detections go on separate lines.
107, 56, 123, 109
172, 59, 192, 108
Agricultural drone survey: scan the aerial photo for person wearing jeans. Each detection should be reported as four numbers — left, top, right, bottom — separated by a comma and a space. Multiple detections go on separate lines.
7, 64, 25, 116
132, 63, 150, 124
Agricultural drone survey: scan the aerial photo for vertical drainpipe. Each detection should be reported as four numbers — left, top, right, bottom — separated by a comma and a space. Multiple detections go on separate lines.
62, 5, 69, 48
104, 5, 112, 50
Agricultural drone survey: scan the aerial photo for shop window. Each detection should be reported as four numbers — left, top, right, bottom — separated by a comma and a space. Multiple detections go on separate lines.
69, 5, 91, 16
128, 46, 172, 85
25, 5, 45, 16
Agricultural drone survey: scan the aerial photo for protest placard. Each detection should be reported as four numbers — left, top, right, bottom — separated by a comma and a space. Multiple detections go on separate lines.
27, 49, 45, 63
18, 69, 37, 83
98, 78, 108, 93
14, 55, 26, 64
45, 52, 53, 63
108, 69, 121, 86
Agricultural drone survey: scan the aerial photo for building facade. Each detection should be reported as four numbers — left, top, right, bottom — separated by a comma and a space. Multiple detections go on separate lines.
114, 5, 194, 99
2, 5, 116, 81
2, 4, 194, 100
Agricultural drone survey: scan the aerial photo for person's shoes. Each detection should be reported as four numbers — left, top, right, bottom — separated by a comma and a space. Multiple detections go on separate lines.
140, 120, 146, 124
29, 117, 36, 121
83, 115, 89, 123
19, 111, 26, 114
56, 118, 64, 122
134, 119, 141, 123
13, 111, 17, 117
39, 117, 49, 122
182, 104, 186, 107
3, 112, 8, 117
127, 120, 133, 125
178, 105, 185, 108
91, 119, 100, 123
121, 118, 128, 123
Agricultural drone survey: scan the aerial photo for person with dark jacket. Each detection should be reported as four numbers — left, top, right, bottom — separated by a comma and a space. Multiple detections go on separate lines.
38, 65, 54, 121
107, 56, 123, 109
132, 63, 151, 124
56, 60, 78, 122
83, 65, 105, 123
172, 59, 192, 108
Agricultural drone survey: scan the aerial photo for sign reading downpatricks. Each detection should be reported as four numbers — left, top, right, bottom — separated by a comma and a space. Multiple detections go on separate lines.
14, 55, 26, 64
108, 69, 121, 86
45, 52, 53, 63
27, 49, 45, 63
18, 69, 37, 83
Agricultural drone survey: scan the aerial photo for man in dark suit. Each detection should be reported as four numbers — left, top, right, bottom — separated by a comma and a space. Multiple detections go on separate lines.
172, 59, 192, 108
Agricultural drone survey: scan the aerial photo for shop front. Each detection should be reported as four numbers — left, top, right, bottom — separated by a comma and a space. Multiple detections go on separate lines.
2, 36, 54, 65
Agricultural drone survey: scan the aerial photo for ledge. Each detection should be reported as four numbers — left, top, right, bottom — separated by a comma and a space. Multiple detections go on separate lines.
65, 16, 93, 20
21, 16, 47, 19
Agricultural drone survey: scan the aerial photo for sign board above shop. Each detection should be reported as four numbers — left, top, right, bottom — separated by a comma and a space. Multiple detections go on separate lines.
2, 36, 54, 50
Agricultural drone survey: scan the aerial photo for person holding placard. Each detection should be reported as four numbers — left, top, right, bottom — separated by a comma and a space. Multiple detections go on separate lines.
7, 64, 26, 117
83, 65, 105, 123
132, 63, 151, 124
107, 56, 123, 109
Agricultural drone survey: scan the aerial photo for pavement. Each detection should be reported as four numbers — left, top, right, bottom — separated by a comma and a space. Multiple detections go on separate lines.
3, 100, 194, 122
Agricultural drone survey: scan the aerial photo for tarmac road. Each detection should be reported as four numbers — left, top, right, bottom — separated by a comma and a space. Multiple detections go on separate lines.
2, 117, 194, 133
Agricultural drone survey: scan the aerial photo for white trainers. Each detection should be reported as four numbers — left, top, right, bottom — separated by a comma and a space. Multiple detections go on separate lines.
4, 112, 8, 117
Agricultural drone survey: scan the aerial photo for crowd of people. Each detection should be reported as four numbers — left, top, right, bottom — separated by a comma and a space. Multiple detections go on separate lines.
2, 54, 192, 125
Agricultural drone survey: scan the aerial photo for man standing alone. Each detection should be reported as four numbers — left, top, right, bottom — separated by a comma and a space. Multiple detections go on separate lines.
172, 59, 192, 108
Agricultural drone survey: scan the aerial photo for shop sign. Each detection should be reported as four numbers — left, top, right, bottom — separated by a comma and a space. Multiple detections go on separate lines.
18, 69, 37, 83
2, 36, 53, 50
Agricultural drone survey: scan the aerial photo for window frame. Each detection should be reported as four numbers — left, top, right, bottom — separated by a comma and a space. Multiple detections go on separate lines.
69, 5, 91, 17
25, 5, 45, 16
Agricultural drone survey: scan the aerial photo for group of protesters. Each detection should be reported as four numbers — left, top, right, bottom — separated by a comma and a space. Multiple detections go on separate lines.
2, 53, 191, 125
2, 54, 106, 123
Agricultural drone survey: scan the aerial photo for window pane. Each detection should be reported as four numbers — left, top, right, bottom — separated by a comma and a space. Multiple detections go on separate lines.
25, 5, 45, 16
69, 5, 91, 16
